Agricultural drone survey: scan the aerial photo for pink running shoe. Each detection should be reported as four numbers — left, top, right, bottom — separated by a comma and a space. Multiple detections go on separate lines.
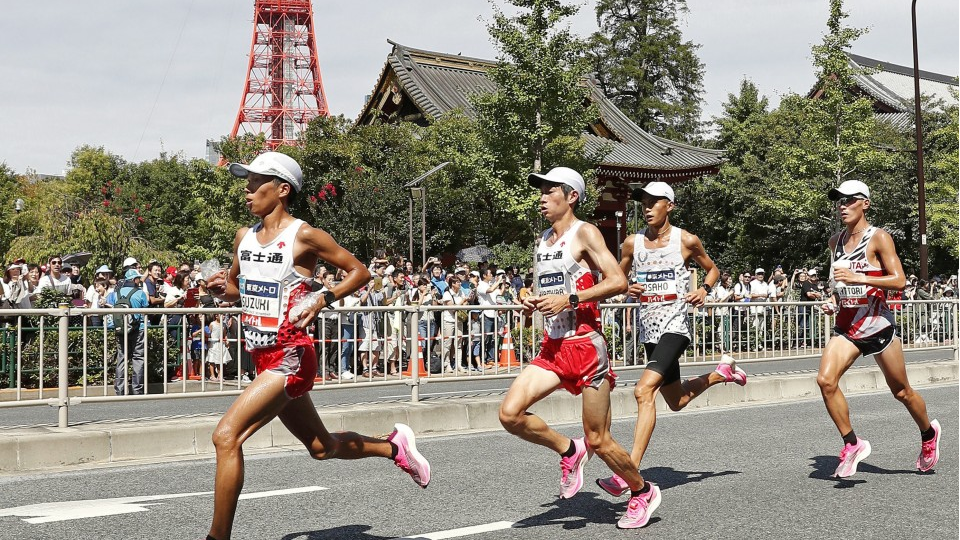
916, 419, 941, 472
559, 437, 589, 499
715, 355, 747, 386
833, 437, 871, 478
617, 482, 662, 529
596, 474, 629, 497
388, 423, 431, 488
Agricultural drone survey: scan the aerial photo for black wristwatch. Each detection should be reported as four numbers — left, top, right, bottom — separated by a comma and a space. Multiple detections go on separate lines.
701, 282, 713, 294
568, 294, 580, 309
322, 290, 336, 309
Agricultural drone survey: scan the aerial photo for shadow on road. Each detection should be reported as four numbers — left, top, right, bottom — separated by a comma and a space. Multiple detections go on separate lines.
642, 466, 741, 490
513, 492, 625, 529
281, 524, 392, 540
807, 455, 917, 488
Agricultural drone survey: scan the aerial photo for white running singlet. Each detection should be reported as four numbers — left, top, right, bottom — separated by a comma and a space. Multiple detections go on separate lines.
535, 220, 602, 340
237, 219, 312, 350
632, 227, 691, 343
831, 226, 894, 339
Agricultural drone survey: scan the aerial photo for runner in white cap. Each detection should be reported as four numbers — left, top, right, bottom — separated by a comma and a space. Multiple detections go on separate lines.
818, 179, 940, 477
594, 180, 746, 528
499, 166, 645, 530
203, 152, 431, 540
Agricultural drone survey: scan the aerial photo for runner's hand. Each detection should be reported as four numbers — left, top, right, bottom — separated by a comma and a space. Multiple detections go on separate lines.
290, 298, 324, 329
685, 288, 707, 307
206, 271, 228, 294
536, 294, 570, 317
521, 295, 539, 316
820, 302, 837, 315
832, 267, 861, 285
626, 283, 645, 300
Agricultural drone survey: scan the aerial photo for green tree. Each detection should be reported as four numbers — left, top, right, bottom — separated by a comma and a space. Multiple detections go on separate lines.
472, 0, 600, 238
587, 0, 705, 141
924, 98, 959, 270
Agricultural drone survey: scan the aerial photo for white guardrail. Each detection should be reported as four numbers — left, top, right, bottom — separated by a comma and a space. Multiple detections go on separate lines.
0, 300, 955, 426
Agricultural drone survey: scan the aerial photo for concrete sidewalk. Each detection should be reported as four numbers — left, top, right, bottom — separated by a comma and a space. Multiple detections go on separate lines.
1, 360, 956, 474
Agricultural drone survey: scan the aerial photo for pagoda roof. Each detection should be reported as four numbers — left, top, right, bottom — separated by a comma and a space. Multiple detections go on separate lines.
358, 41, 722, 180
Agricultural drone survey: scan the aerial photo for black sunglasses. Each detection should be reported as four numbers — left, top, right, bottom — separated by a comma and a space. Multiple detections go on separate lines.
50, 260, 62, 265
836, 196, 865, 207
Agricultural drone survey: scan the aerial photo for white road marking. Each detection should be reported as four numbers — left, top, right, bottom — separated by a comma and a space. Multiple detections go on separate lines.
399, 521, 516, 539
0, 486, 327, 524
239, 486, 326, 500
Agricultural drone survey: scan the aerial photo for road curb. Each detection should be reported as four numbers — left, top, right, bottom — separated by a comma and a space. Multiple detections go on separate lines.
2, 360, 957, 474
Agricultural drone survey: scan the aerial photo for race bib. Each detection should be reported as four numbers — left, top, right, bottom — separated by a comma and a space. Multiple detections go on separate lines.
836, 284, 868, 307
538, 271, 567, 296
637, 270, 679, 303
239, 275, 286, 348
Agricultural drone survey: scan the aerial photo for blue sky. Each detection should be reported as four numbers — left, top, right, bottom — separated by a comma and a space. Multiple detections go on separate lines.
2, 0, 956, 175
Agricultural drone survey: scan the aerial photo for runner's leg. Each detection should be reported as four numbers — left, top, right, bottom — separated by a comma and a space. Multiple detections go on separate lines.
816, 336, 861, 436
279, 394, 394, 459
209, 371, 291, 540
873, 337, 932, 431
581, 380, 643, 490
499, 365, 566, 452
630, 368, 664, 466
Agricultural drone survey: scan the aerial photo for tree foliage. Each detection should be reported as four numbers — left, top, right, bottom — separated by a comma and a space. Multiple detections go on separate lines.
472, 0, 601, 239
587, 0, 705, 141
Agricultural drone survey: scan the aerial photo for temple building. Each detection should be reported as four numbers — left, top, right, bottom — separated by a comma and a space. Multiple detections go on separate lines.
810, 52, 959, 130
357, 40, 723, 250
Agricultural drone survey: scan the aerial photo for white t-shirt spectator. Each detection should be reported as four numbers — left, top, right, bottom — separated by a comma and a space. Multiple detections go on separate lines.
748, 279, 774, 314
37, 273, 73, 295
476, 280, 497, 319
441, 289, 464, 323
85, 284, 100, 308
163, 285, 185, 308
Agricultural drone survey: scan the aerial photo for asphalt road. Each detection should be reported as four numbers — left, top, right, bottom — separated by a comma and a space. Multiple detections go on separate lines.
1, 349, 953, 429
0, 385, 955, 540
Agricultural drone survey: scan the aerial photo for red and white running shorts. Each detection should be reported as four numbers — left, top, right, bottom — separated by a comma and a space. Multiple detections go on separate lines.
531, 333, 616, 396
252, 344, 316, 399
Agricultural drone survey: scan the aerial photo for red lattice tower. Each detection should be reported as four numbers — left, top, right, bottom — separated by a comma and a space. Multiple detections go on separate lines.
230, 0, 329, 149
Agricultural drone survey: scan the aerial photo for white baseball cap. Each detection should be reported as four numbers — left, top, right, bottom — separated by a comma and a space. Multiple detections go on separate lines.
122, 257, 138, 268
229, 151, 304, 192
634, 181, 675, 203
528, 167, 585, 200
470, 270, 481, 278
809, 268, 818, 276
755, 268, 765, 274
828, 180, 870, 201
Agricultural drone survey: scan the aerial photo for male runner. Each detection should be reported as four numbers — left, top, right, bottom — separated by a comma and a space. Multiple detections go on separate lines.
595, 181, 746, 526
499, 166, 646, 529
204, 152, 430, 540
819, 179, 940, 477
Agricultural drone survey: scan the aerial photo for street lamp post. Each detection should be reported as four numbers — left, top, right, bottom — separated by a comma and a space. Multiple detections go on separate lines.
14, 198, 24, 237
911, 0, 928, 280
615, 210, 624, 259
404, 162, 451, 269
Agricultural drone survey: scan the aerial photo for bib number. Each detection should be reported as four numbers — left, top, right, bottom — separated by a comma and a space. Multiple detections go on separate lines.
637, 270, 678, 303
837, 284, 868, 307
538, 271, 567, 297
240, 276, 286, 340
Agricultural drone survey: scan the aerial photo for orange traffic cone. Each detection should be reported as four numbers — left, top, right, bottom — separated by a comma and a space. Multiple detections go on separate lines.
498, 329, 519, 367
402, 338, 429, 377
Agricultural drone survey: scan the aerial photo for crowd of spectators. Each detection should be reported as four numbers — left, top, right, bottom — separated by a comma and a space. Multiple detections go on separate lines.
0, 252, 954, 390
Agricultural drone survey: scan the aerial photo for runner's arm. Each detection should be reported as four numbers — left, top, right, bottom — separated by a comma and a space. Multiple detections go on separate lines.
206, 228, 246, 303
619, 234, 644, 300
682, 231, 719, 307
578, 224, 629, 305
294, 226, 371, 327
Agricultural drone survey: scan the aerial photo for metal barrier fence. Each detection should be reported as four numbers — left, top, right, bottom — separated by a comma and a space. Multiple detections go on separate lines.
0, 300, 956, 426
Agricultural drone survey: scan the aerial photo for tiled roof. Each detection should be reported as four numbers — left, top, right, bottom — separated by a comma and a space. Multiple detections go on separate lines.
359, 41, 722, 176
847, 53, 958, 112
